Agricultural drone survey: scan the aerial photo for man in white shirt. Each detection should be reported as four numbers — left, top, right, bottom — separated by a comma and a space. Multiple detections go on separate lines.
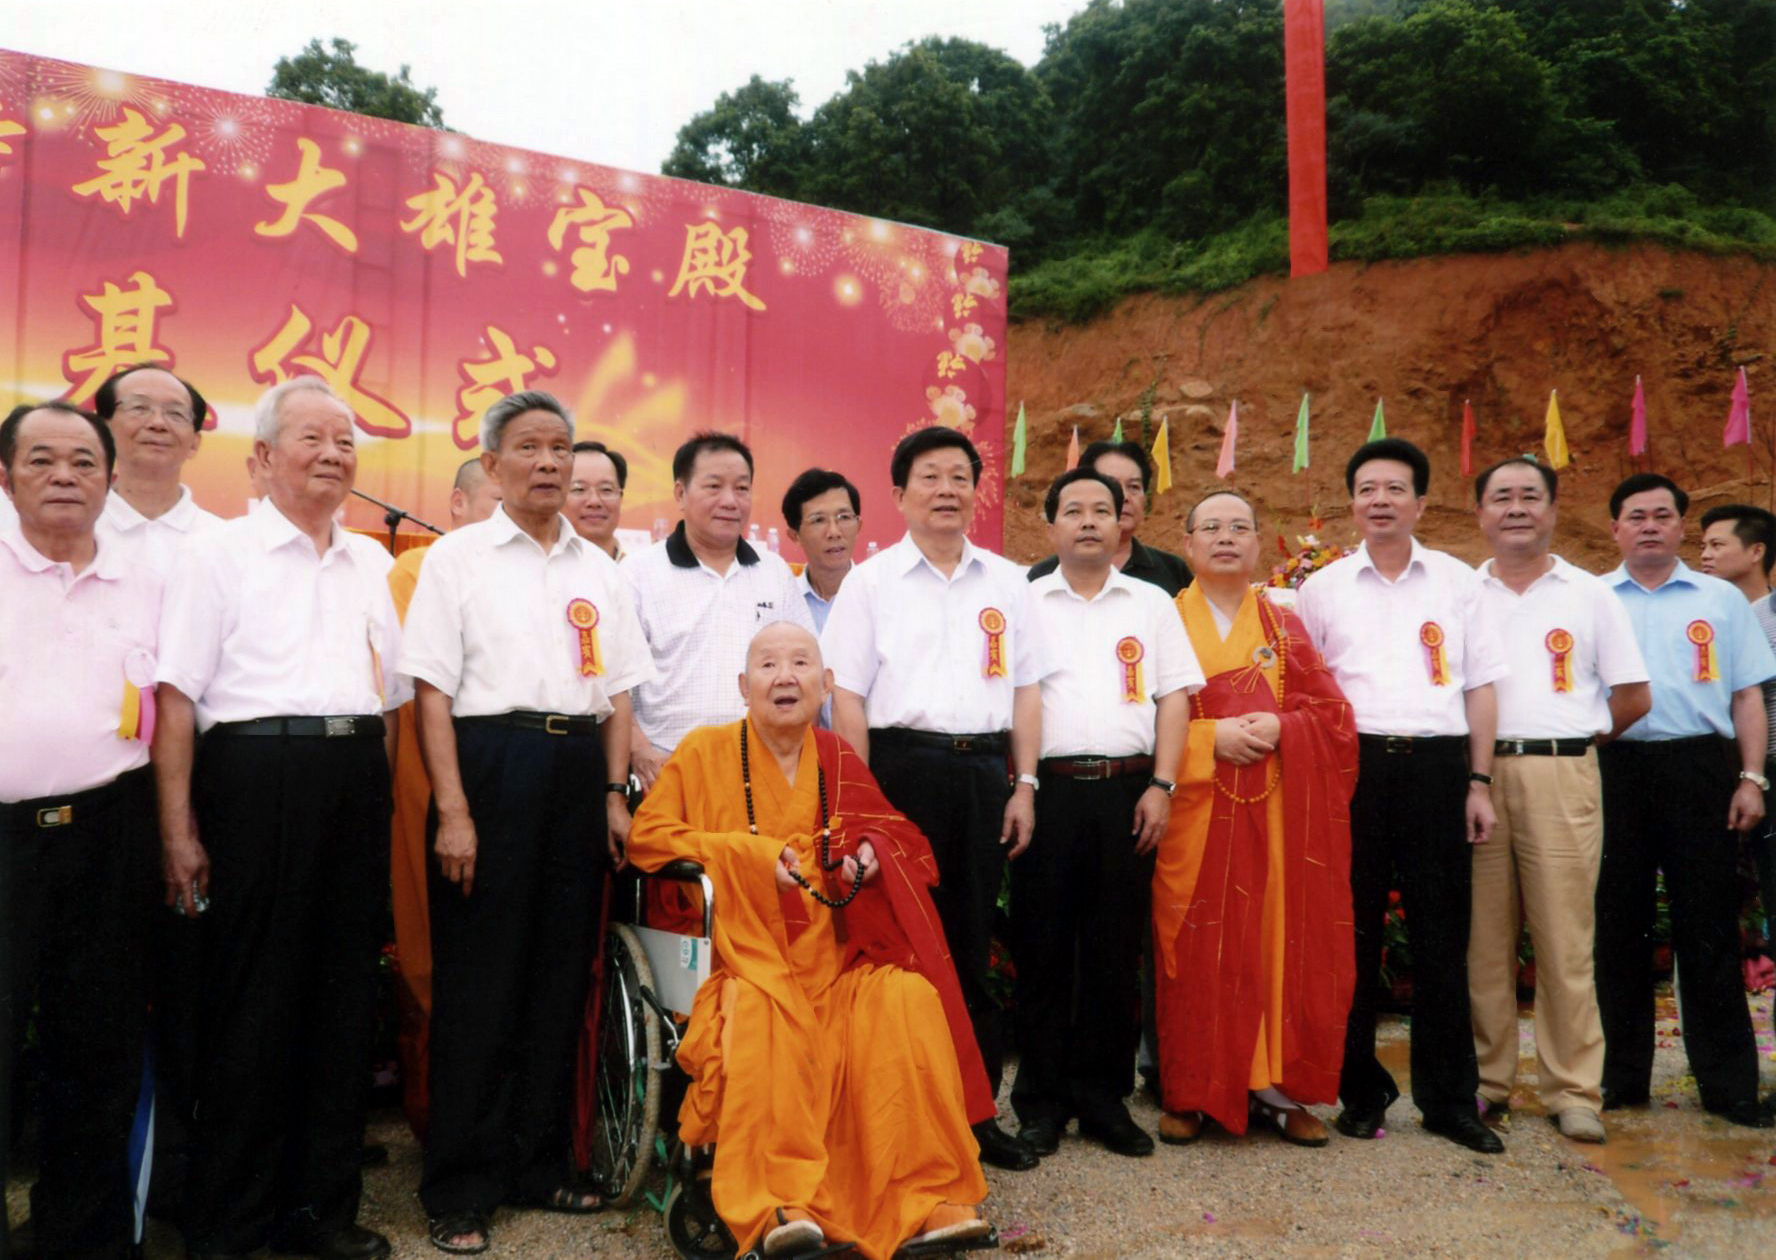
154, 378, 408, 1260
1013, 469, 1197, 1160
0, 401, 163, 1258
401, 391, 651, 1251
92, 363, 224, 573
1295, 437, 1508, 1154
822, 425, 1054, 1171
623, 434, 813, 788
1470, 458, 1650, 1145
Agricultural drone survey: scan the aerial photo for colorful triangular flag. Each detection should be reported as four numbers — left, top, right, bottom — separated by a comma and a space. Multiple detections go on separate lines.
1064, 425, 1080, 471
1544, 389, 1570, 470
1111, 414, 1124, 442
1008, 401, 1027, 477
1291, 394, 1310, 474
1629, 376, 1647, 458
1151, 417, 1172, 495
1216, 400, 1239, 480
1460, 399, 1475, 477
1724, 366, 1752, 448
1368, 399, 1386, 441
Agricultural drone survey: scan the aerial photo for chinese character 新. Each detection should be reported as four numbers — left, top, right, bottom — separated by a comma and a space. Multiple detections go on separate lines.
250, 305, 411, 438
71, 107, 206, 238
453, 326, 558, 450
668, 222, 766, 311
62, 271, 175, 404
255, 138, 359, 253
546, 188, 633, 294
401, 170, 502, 278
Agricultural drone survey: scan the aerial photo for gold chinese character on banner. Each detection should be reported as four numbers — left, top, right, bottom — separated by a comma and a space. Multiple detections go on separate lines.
249, 305, 411, 438
668, 222, 765, 311
400, 171, 501, 277
546, 189, 633, 294
255, 138, 359, 252
453, 326, 558, 449
0, 118, 25, 158
71, 107, 205, 238
61, 271, 175, 404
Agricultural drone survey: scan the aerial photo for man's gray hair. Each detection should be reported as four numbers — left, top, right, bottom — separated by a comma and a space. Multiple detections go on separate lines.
253, 376, 349, 444
482, 390, 573, 452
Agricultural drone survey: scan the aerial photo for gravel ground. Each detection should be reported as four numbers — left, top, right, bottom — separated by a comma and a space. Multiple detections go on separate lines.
11, 996, 1776, 1258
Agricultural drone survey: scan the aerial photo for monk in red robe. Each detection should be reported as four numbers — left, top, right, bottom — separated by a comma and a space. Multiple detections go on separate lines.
628, 622, 994, 1259
1153, 491, 1359, 1146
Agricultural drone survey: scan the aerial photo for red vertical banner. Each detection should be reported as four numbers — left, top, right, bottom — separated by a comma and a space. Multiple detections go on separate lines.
1284, 0, 1329, 278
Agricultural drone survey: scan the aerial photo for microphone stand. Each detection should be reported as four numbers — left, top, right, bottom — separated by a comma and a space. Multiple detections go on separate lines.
351, 488, 444, 553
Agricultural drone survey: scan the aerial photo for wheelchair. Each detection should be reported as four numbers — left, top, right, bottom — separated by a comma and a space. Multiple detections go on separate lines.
586, 860, 998, 1260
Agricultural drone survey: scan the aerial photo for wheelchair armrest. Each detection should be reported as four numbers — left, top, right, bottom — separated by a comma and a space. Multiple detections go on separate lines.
654, 859, 707, 882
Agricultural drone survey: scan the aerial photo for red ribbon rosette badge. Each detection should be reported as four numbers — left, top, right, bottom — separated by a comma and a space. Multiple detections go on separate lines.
1116, 635, 1146, 703
979, 607, 1007, 679
1686, 619, 1718, 682
1545, 628, 1575, 694
566, 598, 603, 677
1419, 621, 1449, 686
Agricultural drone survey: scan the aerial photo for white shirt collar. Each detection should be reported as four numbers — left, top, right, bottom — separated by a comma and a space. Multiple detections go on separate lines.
1037, 564, 1135, 603
0, 519, 129, 582
1606, 557, 1699, 592
892, 532, 983, 579
1479, 552, 1576, 590
485, 504, 582, 558
103, 484, 200, 532
252, 497, 350, 561
1353, 536, 1427, 581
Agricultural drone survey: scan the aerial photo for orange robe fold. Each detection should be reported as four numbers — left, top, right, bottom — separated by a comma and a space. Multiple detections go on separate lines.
1153, 586, 1358, 1133
387, 543, 435, 1137
629, 720, 988, 1260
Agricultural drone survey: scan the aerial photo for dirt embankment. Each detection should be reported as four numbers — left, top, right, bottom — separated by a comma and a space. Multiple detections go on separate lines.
1003, 243, 1775, 574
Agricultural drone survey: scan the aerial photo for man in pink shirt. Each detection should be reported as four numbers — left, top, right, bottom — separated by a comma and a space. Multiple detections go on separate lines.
0, 401, 164, 1257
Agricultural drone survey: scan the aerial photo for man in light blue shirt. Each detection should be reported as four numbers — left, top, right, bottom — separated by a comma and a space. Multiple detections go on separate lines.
1599, 472, 1776, 1128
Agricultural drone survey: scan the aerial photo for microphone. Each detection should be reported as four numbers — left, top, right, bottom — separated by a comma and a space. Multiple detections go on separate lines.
351, 488, 443, 551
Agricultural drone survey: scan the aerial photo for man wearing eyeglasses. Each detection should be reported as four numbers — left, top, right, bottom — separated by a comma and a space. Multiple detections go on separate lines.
565, 440, 628, 562
92, 363, 224, 575
782, 468, 862, 633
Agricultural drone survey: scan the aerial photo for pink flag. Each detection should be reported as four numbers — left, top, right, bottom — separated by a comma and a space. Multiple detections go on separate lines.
1723, 367, 1752, 448
1629, 375, 1647, 457
1216, 400, 1239, 480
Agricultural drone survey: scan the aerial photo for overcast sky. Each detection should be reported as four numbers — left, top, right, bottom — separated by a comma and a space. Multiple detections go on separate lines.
8, 0, 1089, 173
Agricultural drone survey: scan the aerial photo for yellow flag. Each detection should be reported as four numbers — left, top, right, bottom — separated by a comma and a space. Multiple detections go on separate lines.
1150, 416, 1173, 494
1544, 389, 1569, 469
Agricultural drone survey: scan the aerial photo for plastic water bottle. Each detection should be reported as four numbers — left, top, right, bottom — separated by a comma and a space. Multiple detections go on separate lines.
651, 517, 667, 542
766, 527, 781, 553
748, 523, 761, 545
866, 540, 879, 558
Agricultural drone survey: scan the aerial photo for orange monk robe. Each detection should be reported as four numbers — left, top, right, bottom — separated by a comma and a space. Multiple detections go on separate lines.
387, 542, 435, 1137
629, 720, 989, 1260
1153, 585, 1359, 1134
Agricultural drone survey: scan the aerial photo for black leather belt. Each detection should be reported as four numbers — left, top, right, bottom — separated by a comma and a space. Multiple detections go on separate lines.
1495, 738, 1593, 757
460, 710, 602, 736
1, 765, 150, 830
208, 715, 386, 740
870, 727, 1008, 756
1039, 754, 1155, 780
1358, 733, 1468, 754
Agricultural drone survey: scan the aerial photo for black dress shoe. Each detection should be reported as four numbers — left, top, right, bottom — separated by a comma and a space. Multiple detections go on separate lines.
1706, 1098, 1775, 1129
973, 1120, 1039, 1171
1017, 1116, 1061, 1156
1078, 1111, 1155, 1158
1601, 1087, 1649, 1111
272, 1222, 393, 1260
1334, 1104, 1388, 1140
1422, 1112, 1505, 1154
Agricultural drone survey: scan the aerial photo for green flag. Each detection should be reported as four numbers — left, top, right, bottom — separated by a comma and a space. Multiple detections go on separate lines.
1009, 401, 1027, 477
1111, 415, 1124, 442
1292, 393, 1310, 474
1368, 398, 1387, 441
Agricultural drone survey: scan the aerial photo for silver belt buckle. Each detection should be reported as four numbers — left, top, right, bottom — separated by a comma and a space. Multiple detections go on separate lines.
1510, 740, 1526, 756
324, 716, 355, 738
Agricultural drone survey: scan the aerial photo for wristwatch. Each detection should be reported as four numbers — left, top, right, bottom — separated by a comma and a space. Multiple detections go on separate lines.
605, 781, 632, 796
1015, 773, 1040, 791
1468, 771, 1493, 787
1149, 776, 1176, 797
1740, 769, 1771, 791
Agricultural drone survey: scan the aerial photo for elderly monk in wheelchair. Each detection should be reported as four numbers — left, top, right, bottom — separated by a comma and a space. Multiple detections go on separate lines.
628, 621, 997, 1259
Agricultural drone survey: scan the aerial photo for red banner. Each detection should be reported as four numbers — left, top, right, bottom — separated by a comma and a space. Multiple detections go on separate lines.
0, 51, 1009, 551
1283, 0, 1328, 278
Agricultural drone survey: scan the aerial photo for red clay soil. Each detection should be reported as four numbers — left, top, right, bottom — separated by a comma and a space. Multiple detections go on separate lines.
1003, 242, 1775, 574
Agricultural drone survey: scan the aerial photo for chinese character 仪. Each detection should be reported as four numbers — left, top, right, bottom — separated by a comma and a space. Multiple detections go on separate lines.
249, 305, 411, 438
255, 138, 359, 253
71, 107, 206, 238
453, 326, 558, 450
668, 222, 766, 311
546, 188, 633, 294
62, 271, 175, 404
401, 170, 502, 278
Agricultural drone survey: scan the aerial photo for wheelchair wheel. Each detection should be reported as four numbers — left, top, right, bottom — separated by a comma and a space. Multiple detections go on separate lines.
589, 923, 662, 1207
663, 1179, 738, 1259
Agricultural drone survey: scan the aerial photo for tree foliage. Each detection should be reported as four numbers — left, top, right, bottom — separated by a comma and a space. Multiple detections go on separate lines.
268, 38, 447, 129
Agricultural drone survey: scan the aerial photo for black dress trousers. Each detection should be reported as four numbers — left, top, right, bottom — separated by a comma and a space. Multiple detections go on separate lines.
2, 767, 156, 1260
420, 718, 608, 1218
183, 728, 391, 1254
1339, 735, 1479, 1122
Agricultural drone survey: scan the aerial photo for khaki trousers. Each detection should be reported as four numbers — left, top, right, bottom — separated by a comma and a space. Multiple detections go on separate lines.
1469, 748, 1605, 1113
